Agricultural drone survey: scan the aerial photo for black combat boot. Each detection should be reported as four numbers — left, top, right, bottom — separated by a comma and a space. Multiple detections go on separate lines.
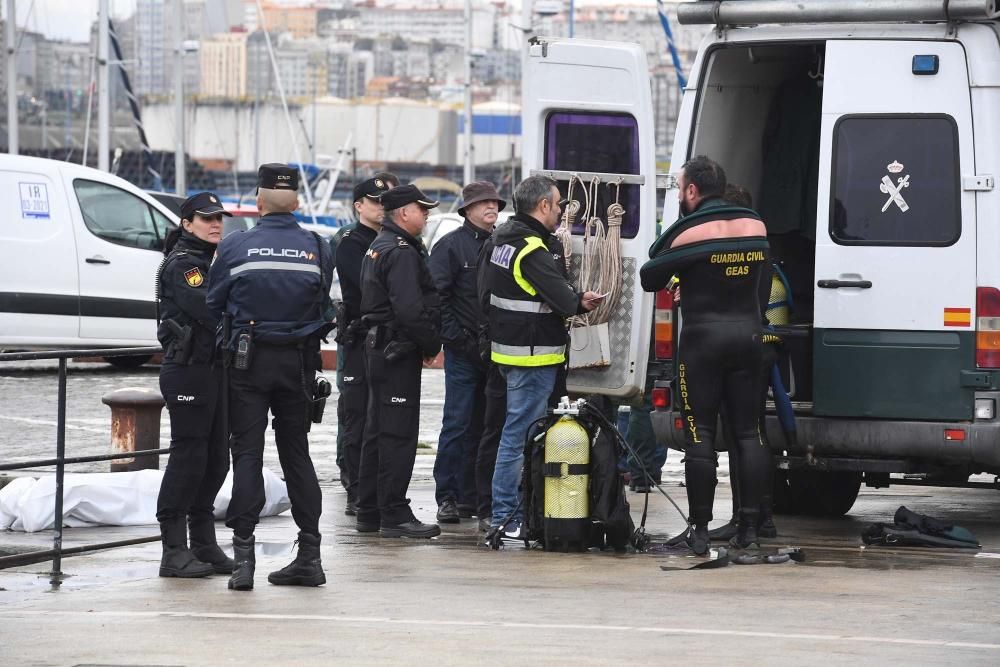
267, 533, 326, 587
729, 510, 760, 549
159, 518, 214, 578
188, 514, 235, 574
228, 534, 256, 591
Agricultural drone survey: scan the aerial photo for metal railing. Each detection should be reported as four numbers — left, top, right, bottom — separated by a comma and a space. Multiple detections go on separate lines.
0, 347, 167, 586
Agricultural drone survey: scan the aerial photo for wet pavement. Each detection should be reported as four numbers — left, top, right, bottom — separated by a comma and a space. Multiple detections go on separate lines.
1, 362, 999, 664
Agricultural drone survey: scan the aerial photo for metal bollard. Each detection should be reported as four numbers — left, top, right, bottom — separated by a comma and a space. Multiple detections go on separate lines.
101, 388, 166, 472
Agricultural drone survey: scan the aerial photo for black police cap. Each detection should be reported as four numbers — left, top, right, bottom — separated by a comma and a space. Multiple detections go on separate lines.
180, 191, 232, 221
380, 184, 439, 212
257, 163, 299, 191
353, 176, 392, 203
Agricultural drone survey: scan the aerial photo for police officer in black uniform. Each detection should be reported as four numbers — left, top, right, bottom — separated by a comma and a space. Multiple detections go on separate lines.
357, 184, 442, 538
335, 176, 392, 515
331, 173, 399, 498
155, 192, 234, 578
207, 164, 334, 590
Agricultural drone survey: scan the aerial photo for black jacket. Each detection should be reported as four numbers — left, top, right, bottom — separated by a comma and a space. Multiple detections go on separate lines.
335, 222, 378, 325
360, 218, 442, 357
156, 230, 219, 364
479, 213, 583, 367
428, 220, 490, 353
206, 213, 335, 346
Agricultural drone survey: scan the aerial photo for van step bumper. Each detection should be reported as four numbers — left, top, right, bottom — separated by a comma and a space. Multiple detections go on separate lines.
651, 410, 1000, 474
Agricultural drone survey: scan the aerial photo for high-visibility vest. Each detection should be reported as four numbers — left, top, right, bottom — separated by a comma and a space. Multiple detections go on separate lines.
484, 233, 568, 367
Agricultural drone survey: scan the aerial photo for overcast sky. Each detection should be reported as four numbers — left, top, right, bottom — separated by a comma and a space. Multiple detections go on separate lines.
4, 0, 658, 43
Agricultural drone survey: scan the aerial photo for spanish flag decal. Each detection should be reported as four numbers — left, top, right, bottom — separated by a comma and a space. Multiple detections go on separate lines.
184, 267, 204, 287
944, 307, 971, 327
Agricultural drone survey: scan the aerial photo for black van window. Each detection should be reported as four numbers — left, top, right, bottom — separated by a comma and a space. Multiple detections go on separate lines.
73, 179, 163, 250
830, 115, 960, 246
543, 112, 640, 239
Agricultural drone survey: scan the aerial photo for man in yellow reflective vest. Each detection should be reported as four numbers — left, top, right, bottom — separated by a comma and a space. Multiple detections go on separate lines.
479, 175, 600, 538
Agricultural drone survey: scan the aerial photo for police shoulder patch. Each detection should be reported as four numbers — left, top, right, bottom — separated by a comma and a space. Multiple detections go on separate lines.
491, 243, 516, 269
183, 267, 204, 287
397, 237, 409, 247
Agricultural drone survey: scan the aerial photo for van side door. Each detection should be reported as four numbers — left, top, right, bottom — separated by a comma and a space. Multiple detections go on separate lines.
68, 177, 174, 343
522, 38, 658, 399
813, 40, 976, 420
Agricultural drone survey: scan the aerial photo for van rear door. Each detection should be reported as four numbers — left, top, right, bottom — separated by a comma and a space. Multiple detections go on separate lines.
522, 38, 658, 399
813, 40, 976, 420
0, 164, 79, 345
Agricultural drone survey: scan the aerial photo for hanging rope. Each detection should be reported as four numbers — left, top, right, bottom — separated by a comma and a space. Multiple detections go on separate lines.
578, 175, 606, 326
592, 178, 625, 324
556, 175, 581, 276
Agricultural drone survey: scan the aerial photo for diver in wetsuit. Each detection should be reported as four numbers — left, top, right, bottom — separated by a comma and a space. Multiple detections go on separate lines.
640, 157, 770, 554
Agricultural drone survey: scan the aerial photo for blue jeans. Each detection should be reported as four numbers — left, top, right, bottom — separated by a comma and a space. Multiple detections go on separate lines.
433, 347, 486, 505
491, 365, 557, 527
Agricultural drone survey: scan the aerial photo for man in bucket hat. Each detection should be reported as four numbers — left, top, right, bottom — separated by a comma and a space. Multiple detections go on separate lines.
428, 181, 506, 525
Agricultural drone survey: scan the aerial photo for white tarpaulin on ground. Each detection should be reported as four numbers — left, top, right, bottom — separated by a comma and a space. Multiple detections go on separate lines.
0, 468, 290, 533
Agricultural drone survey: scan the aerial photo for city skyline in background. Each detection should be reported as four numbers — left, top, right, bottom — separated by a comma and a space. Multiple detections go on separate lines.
5, 0, 667, 43
1, 1, 706, 193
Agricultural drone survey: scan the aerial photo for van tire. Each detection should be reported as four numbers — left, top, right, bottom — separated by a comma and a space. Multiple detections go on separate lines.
106, 355, 152, 369
784, 470, 862, 517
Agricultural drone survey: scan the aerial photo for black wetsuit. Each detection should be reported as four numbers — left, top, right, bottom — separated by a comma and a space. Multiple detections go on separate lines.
640, 199, 770, 527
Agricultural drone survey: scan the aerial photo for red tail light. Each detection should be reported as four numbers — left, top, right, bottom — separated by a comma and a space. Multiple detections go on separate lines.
976, 287, 1000, 368
651, 387, 670, 409
654, 289, 673, 359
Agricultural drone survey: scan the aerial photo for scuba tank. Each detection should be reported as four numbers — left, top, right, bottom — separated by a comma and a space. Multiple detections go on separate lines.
542, 415, 591, 552
765, 262, 792, 326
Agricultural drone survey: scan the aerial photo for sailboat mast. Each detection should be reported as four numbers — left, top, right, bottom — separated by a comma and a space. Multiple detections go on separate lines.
172, 0, 186, 195
97, 0, 109, 170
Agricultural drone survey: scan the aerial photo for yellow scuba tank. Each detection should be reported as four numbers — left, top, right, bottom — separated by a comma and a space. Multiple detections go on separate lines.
765, 267, 790, 326
543, 414, 591, 552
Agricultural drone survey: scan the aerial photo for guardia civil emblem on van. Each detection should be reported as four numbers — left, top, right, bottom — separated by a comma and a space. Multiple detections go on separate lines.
880, 160, 910, 213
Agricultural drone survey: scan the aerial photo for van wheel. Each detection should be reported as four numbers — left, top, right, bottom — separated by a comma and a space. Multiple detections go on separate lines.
106, 355, 152, 369
786, 470, 862, 517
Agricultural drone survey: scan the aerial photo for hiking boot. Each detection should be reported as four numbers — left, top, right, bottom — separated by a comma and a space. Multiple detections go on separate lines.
267, 533, 326, 587
188, 514, 234, 575
228, 535, 255, 591
158, 518, 213, 578
356, 515, 381, 533
436, 500, 460, 524
456, 503, 476, 519
381, 519, 441, 538
687, 524, 710, 556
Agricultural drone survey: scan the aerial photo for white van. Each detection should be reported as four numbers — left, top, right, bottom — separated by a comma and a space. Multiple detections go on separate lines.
521, 1, 1000, 514
0, 155, 178, 360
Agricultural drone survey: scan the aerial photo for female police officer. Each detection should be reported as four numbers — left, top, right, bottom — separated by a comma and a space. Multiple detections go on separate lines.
155, 192, 234, 578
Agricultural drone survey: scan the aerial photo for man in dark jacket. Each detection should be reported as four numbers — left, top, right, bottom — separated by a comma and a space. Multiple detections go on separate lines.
479, 175, 599, 538
334, 176, 392, 516
429, 181, 505, 524
358, 184, 443, 538
330, 171, 399, 496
